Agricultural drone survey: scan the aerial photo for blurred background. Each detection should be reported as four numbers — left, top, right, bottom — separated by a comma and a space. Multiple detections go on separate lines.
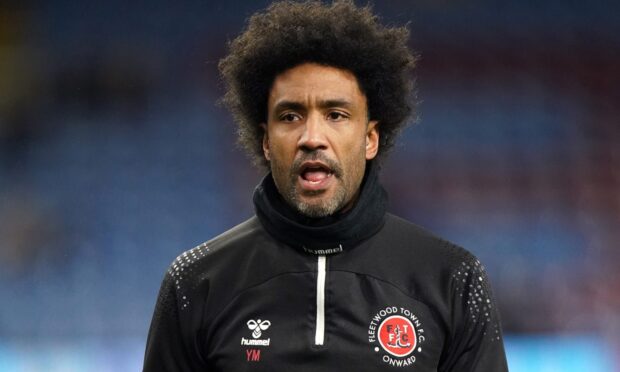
0, 0, 618, 370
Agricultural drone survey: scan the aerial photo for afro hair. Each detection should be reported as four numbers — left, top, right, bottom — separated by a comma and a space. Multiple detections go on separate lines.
219, 0, 417, 169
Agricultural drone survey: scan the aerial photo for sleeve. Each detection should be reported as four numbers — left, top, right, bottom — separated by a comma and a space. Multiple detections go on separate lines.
439, 250, 509, 372
143, 270, 208, 371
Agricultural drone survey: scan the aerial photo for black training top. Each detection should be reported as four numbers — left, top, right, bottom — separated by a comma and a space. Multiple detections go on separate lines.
143, 163, 508, 371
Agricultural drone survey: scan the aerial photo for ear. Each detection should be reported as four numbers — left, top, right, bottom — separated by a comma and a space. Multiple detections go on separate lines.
261, 123, 270, 161
365, 120, 379, 160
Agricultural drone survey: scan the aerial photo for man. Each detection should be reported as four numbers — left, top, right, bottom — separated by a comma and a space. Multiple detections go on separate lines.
144, 1, 508, 371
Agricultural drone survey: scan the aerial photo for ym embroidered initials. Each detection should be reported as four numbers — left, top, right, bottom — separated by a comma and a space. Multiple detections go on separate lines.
246, 349, 261, 362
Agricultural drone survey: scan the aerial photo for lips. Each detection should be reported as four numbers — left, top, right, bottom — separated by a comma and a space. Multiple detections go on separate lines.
298, 161, 334, 191
301, 162, 332, 180
303, 169, 330, 182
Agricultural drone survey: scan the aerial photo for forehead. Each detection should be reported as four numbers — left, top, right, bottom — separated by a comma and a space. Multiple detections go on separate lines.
268, 63, 366, 107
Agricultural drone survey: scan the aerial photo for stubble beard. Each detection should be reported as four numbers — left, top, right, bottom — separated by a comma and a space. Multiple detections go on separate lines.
285, 178, 347, 218
270, 150, 365, 218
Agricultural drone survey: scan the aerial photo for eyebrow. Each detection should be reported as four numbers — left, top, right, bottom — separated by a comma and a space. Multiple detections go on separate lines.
273, 100, 306, 113
273, 99, 354, 113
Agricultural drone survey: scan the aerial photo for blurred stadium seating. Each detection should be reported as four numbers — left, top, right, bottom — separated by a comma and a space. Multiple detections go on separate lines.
1, 0, 618, 370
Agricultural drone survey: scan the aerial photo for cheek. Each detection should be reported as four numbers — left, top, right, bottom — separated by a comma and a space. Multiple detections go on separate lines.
266, 132, 285, 156
269, 128, 298, 152
267, 137, 297, 178
348, 134, 369, 158
341, 137, 368, 179
269, 140, 294, 164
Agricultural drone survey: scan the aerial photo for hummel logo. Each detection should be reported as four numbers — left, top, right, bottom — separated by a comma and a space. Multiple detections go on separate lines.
247, 319, 271, 339
241, 319, 272, 347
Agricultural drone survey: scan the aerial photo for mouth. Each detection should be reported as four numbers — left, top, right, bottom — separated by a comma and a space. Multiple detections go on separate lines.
298, 161, 335, 192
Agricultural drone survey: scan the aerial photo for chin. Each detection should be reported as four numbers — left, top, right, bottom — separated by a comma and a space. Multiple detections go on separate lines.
295, 204, 334, 218
294, 194, 344, 218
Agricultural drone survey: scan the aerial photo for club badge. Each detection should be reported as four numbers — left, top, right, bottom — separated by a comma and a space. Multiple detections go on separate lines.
368, 306, 426, 367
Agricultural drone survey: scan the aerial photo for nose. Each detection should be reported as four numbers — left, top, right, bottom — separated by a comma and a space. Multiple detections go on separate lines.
298, 112, 328, 152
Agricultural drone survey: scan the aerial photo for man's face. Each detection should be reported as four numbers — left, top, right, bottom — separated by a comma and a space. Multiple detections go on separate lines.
262, 63, 379, 218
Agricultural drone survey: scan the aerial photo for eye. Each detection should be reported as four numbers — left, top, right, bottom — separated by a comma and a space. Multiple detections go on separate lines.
280, 112, 302, 122
327, 111, 349, 121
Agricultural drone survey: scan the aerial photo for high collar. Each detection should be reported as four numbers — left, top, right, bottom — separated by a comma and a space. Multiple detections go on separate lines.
253, 161, 387, 255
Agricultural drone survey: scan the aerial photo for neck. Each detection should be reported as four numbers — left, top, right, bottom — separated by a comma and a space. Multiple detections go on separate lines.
253, 161, 388, 254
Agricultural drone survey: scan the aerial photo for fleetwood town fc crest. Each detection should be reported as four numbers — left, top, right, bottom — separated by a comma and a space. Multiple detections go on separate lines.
368, 306, 426, 367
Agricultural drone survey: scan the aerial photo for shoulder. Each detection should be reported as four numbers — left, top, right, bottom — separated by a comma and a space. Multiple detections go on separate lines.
164, 216, 268, 292
364, 213, 492, 307
159, 216, 280, 316
196, 215, 264, 255
168, 216, 263, 271
381, 214, 497, 307
380, 213, 476, 271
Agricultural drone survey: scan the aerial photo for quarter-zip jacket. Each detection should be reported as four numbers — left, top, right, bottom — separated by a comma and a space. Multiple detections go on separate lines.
143, 164, 508, 371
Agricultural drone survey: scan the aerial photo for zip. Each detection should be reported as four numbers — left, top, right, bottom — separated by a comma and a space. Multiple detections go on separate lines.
315, 255, 327, 345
